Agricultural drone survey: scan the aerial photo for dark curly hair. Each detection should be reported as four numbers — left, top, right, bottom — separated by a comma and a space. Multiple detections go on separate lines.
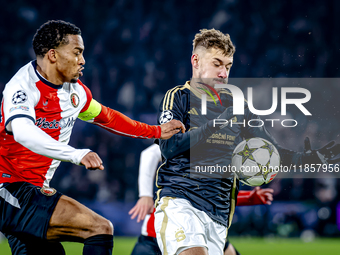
33, 20, 81, 57
193, 28, 235, 56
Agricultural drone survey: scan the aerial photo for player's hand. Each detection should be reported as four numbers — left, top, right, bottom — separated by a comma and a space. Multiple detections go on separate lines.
304, 137, 340, 164
80, 152, 104, 170
252, 187, 274, 205
160, 119, 185, 139
129, 196, 154, 223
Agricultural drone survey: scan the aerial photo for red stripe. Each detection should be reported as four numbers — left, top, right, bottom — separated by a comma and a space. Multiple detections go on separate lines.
78, 80, 93, 113
146, 208, 156, 238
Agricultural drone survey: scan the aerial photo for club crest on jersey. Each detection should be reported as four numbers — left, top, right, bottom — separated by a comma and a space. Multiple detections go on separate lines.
40, 187, 57, 196
159, 110, 173, 124
70, 93, 80, 108
12, 90, 28, 105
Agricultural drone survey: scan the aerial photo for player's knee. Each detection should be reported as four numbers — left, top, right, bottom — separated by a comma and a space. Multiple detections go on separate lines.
96, 219, 114, 235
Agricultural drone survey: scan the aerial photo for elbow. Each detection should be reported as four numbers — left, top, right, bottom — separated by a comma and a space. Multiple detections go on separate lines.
13, 131, 25, 144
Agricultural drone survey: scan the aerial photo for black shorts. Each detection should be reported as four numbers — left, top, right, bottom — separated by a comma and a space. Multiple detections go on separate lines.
131, 235, 161, 255
0, 182, 62, 240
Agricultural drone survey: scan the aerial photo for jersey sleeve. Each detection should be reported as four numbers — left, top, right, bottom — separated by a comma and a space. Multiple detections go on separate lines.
78, 99, 161, 139
242, 108, 304, 166
138, 144, 162, 197
157, 88, 219, 159
2, 82, 38, 134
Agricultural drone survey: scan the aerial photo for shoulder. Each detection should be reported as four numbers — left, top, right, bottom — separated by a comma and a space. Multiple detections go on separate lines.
4, 62, 40, 100
161, 82, 190, 111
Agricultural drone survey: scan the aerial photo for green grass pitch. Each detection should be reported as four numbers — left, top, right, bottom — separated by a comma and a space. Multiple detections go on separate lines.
1, 237, 340, 254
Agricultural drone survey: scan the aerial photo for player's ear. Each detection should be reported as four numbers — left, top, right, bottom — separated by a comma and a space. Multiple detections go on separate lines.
47, 49, 57, 63
191, 54, 199, 69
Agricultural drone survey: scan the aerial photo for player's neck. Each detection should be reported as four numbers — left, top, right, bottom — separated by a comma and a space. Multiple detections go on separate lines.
36, 59, 63, 86
190, 79, 207, 96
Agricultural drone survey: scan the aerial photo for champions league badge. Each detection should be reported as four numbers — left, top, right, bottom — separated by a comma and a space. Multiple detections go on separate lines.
40, 187, 57, 196
159, 110, 173, 124
70, 93, 80, 108
12, 90, 28, 105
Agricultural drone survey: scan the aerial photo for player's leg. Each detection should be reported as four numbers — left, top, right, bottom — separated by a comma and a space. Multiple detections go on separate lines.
130, 235, 162, 255
47, 195, 113, 255
154, 197, 215, 255
5, 233, 65, 255
178, 247, 209, 255
224, 240, 240, 255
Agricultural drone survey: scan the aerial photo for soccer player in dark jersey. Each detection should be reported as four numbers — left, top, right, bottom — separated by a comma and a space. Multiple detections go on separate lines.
129, 144, 274, 255
154, 29, 340, 255
0, 20, 184, 255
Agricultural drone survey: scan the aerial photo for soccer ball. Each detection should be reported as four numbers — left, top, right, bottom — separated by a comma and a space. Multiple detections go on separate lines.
231, 138, 280, 186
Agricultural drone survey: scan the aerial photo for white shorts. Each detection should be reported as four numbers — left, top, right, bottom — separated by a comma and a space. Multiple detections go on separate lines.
154, 197, 227, 255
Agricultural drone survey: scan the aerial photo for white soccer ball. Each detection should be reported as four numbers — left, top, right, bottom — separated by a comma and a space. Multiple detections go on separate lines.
231, 137, 280, 186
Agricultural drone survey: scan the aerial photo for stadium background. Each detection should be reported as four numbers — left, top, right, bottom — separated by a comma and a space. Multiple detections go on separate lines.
1, 0, 340, 254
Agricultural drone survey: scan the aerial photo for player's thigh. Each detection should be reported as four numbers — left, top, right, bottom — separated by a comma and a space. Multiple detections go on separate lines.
154, 197, 209, 255
131, 235, 161, 255
0, 182, 62, 240
46, 195, 113, 241
224, 241, 236, 255
205, 220, 228, 255
5, 233, 65, 255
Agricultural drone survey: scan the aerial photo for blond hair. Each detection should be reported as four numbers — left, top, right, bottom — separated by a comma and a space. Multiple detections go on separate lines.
193, 28, 235, 56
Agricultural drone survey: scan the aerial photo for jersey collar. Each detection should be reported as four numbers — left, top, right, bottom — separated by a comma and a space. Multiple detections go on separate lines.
31, 60, 63, 89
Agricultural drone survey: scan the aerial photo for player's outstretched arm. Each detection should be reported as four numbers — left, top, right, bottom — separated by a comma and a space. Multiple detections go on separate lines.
303, 137, 340, 164
129, 144, 162, 222
79, 100, 184, 140
159, 106, 235, 159
12, 117, 91, 166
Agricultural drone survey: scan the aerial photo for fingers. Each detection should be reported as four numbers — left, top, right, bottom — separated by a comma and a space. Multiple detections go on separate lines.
137, 207, 147, 223
304, 137, 311, 152
170, 119, 185, 133
321, 140, 335, 150
160, 120, 186, 139
81, 152, 104, 170
130, 208, 139, 220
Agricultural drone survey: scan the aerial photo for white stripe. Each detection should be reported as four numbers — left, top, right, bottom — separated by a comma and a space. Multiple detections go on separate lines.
141, 214, 151, 236
0, 187, 21, 209
95, 123, 153, 139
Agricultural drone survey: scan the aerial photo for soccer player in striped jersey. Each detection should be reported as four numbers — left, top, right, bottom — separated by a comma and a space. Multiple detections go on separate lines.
129, 144, 274, 255
0, 20, 184, 255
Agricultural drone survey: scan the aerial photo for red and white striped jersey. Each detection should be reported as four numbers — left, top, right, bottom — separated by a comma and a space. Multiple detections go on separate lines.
0, 61, 92, 187
141, 209, 156, 238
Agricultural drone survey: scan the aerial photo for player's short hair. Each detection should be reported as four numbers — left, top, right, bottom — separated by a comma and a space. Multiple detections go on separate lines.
33, 20, 81, 57
193, 28, 235, 56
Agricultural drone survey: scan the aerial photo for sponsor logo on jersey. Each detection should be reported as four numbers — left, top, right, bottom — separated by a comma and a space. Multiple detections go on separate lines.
40, 187, 57, 196
12, 90, 28, 105
70, 93, 80, 108
2, 173, 11, 178
159, 110, 173, 124
9, 105, 29, 113
175, 228, 186, 242
35, 117, 76, 129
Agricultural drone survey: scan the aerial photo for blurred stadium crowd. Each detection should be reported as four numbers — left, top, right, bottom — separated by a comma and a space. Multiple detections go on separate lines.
1, 0, 340, 237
